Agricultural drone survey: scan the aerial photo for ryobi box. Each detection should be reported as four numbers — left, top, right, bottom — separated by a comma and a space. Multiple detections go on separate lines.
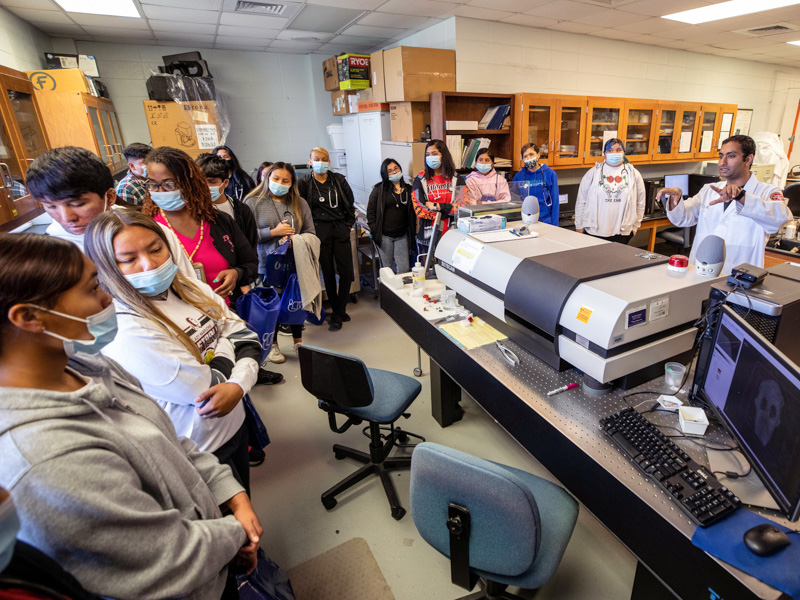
338, 54, 370, 90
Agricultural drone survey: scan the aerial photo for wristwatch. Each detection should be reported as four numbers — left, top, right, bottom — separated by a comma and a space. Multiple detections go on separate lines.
734, 187, 746, 202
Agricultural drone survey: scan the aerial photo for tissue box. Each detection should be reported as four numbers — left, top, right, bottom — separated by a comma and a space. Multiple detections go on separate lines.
457, 214, 506, 233
679, 406, 709, 436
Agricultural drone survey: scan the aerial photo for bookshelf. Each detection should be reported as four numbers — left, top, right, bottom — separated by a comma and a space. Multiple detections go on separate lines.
430, 91, 516, 170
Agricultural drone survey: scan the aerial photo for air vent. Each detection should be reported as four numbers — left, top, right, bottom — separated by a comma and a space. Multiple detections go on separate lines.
735, 23, 799, 37
234, 1, 286, 15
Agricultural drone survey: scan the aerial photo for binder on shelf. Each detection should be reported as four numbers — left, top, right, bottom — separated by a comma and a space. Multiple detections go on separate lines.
478, 106, 498, 130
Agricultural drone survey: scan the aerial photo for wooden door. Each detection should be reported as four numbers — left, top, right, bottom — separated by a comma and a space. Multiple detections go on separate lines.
695, 104, 720, 160
653, 103, 680, 161
675, 103, 701, 160
554, 96, 586, 166
585, 97, 625, 164
621, 100, 657, 163
84, 97, 112, 167
516, 94, 557, 168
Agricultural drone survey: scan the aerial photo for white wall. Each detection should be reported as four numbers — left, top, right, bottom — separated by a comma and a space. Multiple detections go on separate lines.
69, 41, 337, 173
0, 6, 50, 72
384, 17, 456, 51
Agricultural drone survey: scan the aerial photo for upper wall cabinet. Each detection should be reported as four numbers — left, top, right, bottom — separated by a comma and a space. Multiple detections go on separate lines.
516, 94, 586, 169
620, 101, 657, 164
585, 97, 625, 164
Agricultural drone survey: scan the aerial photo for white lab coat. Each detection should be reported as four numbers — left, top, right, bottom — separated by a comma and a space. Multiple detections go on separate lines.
667, 173, 793, 274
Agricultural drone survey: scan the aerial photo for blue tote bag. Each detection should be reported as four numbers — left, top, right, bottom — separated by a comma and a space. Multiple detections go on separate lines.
277, 274, 307, 325
236, 286, 281, 361
263, 240, 294, 288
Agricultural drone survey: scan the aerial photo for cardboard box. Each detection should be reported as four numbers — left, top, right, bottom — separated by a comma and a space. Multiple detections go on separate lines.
383, 47, 456, 102
331, 90, 359, 116
390, 101, 430, 142
370, 50, 386, 103
143, 100, 219, 159
26, 68, 91, 94
322, 56, 339, 92
358, 101, 390, 113
337, 53, 370, 90
357, 87, 373, 102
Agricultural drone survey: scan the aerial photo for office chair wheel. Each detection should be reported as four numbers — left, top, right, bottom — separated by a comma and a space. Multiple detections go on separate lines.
397, 431, 409, 443
391, 506, 406, 521
413, 367, 422, 377
334, 450, 346, 460
322, 496, 337, 510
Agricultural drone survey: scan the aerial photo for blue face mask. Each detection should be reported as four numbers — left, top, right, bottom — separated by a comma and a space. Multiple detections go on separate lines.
124, 258, 179, 296
605, 152, 624, 166
150, 189, 185, 212
269, 180, 290, 197
34, 303, 118, 356
0, 495, 19, 572
389, 172, 403, 183
476, 163, 492, 174
426, 155, 442, 169
209, 185, 223, 202
311, 161, 330, 175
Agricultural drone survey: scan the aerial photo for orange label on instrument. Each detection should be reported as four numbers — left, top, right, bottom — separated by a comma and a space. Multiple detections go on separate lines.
577, 306, 593, 324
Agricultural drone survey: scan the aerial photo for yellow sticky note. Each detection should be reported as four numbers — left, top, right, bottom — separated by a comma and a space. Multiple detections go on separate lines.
577, 306, 592, 324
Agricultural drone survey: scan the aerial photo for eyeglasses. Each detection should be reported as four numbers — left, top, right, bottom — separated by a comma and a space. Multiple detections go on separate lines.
146, 180, 178, 192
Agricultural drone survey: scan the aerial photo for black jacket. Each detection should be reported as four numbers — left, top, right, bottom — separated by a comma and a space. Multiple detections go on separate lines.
367, 181, 415, 247
298, 171, 356, 228
209, 210, 258, 303
218, 193, 257, 250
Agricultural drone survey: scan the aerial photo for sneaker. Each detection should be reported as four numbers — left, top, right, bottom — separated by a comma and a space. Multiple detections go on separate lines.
329, 314, 342, 331
277, 324, 293, 337
257, 368, 284, 385
249, 446, 266, 466
293, 341, 303, 354
339, 313, 351, 322
267, 344, 285, 364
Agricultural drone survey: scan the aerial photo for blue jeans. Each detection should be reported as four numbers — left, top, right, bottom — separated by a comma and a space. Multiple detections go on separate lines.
378, 235, 410, 274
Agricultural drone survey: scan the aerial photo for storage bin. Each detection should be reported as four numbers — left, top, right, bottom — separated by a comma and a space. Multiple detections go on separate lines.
327, 124, 345, 149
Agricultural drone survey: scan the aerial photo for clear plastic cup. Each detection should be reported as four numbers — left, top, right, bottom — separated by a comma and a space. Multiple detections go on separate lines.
665, 362, 686, 391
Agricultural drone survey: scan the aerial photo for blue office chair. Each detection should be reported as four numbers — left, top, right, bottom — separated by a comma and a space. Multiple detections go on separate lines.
298, 345, 424, 520
410, 443, 579, 600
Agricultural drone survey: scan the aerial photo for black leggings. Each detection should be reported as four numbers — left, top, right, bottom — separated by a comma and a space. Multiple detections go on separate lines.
585, 231, 633, 245
315, 220, 354, 316
212, 420, 250, 497
274, 320, 302, 338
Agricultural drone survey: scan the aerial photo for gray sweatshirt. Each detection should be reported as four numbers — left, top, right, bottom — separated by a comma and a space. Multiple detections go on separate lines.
0, 353, 247, 600
244, 193, 316, 274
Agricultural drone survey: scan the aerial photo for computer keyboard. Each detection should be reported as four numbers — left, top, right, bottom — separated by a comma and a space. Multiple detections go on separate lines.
600, 407, 741, 527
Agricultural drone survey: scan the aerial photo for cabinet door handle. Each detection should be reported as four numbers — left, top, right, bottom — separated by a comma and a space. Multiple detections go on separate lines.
0, 163, 11, 188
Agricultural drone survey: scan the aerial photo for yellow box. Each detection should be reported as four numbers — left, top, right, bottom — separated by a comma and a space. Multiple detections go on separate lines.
26, 68, 91, 94
143, 100, 219, 159
338, 53, 370, 90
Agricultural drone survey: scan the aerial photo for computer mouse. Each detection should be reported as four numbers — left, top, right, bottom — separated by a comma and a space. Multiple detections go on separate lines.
743, 524, 791, 557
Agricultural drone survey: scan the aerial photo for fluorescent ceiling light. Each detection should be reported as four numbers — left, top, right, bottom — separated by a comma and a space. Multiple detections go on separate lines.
789, 40, 800, 46
662, 0, 800, 25
54, 0, 140, 18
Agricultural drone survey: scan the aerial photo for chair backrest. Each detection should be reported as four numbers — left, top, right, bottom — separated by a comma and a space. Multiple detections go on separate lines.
783, 182, 800, 215
410, 442, 540, 578
297, 345, 374, 408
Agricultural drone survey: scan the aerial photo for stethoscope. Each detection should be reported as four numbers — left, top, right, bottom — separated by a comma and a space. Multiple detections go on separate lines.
312, 177, 339, 209
523, 166, 552, 207
270, 198, 294, 230
599, 161, 632, 190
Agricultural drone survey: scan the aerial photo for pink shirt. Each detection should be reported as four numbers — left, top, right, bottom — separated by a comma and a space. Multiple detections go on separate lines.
155, 216, 230, 305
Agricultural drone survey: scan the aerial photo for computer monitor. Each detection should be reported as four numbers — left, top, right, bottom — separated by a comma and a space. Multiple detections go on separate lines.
688, 174, 720, 197
664, 174, 689, 198
697, 305, 800, 521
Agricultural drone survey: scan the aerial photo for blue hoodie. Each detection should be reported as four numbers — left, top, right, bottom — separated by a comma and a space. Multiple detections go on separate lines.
511, 164, 560, 226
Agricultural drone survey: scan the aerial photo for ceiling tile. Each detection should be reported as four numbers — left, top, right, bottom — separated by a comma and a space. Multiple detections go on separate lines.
618, 0, 717, 18
306, 0, 385, 8
626, 33, 676, 45
217, 24, 279, 38
356, 12, 430, 29
276, 29, 334, 41
140, 0, 221, 9
34, 23, 86, 35
6, 7, 74, 24
548, 21, 604, 34
444, 6, 514, 20
288, 5, 365, 32
219, 12, 288, 29
269, 39, 324, 50
330, 34, 386, 47
573, 9, 650, 27
148, 20, 217, 33
141, 5, 219, 23
0, 0, 58, 9
591, 28, 637, 40
82, 26, 154, 39
341, 24, 404, 38
376, 0, 460, 18
467, 0, 551, 11
214, 44, 266, 51
497, 13, 559, 28
656, 38, 704, 49
67, 14, 148, 28
155, 32, 215, 42
527, 1, 606, 20
317, 43, 354, 54
214, 35, 269, 46
611, 17, 684, 35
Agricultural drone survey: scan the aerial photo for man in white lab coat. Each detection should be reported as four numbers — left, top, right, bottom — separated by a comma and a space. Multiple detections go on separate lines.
657, 135, 793, 275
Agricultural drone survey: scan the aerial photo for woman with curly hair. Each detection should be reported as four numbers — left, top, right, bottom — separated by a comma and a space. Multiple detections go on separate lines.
142, 146, 257, 306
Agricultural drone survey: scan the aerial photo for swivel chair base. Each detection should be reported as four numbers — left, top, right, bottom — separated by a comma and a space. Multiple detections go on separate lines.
321, 421, 423, 520
457, 578, 526, 600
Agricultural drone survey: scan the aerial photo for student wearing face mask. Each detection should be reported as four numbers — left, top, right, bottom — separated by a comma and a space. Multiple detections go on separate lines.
84, 211, 261, 495
196, 153, 258, 251
297, 147, 355, 331
0, 234, 262, 600
115, 143, 152, 207
511, 143, 560, 226
575, 139, 645, 244
412, 139, 467, 246
213, 145, 255, 203
367, 159, 415, 274
465, 148, 510, 204
245, 162, 320, 363
143, 146, 257, 307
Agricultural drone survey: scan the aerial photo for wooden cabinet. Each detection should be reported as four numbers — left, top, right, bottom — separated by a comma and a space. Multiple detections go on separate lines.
653, 103, 700, 161
694, 103, 738, 159
620, 101, 657, 164
516, 94, 586, 168
0, 66, 50, 226
585, 97, 625, 163
34, 91, 126, 174
430, 91, 516, 169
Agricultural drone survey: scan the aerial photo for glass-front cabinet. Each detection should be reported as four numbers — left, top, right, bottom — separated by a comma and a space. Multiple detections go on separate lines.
654, 104, 679, 161
695, 105, 719, 160
523, 100, 553, 166
676, 104, 700, 159
517, 94, 586, 168
653, 103, 700, 161
620, 101, 656, 163
585, 97, 624, 163
555, 98, 586, 166
0, 66, 51, 226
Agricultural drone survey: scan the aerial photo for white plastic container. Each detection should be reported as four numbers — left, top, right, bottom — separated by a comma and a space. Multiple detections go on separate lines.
664, 362, 686, 391
411, 261, 425, 290
679, 407, 709, 436
785, 220, 797, 240
327, 124, 345, 150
